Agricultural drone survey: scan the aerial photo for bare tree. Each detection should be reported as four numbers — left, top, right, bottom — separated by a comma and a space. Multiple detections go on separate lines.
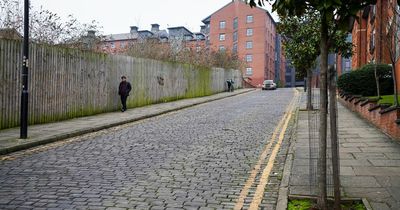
384, 2, 400, 106
0, 0, 103, 47
126, 39, 243, 70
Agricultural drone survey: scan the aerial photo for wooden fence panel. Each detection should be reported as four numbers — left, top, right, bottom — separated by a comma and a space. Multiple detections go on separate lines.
0, 38, 242, 129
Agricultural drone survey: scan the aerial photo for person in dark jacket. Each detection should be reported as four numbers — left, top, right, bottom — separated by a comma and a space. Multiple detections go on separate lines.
226, 79, 232, 92
118, 76, 132, 112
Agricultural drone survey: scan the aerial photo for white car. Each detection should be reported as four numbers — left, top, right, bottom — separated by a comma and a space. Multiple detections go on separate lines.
262, 80, 277, 90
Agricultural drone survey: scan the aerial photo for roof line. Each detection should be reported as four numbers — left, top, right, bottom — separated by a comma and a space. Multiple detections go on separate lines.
167, 26, 194, 35
202, 0, 276, 24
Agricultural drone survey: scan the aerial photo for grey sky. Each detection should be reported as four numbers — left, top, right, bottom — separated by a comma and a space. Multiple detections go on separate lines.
31, 0, 277, 35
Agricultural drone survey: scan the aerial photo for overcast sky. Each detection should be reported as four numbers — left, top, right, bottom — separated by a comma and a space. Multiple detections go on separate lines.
31, 0, 277, 35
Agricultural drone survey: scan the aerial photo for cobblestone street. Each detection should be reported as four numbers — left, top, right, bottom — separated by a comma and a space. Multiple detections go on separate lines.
0, 89, 296, 210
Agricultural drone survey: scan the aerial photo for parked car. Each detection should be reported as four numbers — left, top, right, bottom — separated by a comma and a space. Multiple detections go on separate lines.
262, 80, 277, 90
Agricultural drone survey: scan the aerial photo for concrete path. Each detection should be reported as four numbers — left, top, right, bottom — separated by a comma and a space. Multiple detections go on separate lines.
290, 90, 400, 210
0, 89, 254, 156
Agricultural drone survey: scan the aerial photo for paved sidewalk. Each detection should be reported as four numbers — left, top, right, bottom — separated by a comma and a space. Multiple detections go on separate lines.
290, 91, 400, 209
0, 89, 255, 155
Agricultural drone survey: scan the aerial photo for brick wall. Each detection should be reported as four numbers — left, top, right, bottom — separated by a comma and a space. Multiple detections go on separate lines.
339, 95, 400, 140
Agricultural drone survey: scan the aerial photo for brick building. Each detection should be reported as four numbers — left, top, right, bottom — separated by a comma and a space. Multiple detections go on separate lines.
101, 25, 207, 54
339, 1, 400, 90
202, 0, 279, 87
275, 33, 287, 87
351, 2, 392, 69
336, 34, 353, 76
101, 24, 169, 54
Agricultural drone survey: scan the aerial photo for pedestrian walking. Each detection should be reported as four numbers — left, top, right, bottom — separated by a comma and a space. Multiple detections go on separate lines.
118, 76, 132, 112
227, 79, 234, 92
226, 79, 232, 92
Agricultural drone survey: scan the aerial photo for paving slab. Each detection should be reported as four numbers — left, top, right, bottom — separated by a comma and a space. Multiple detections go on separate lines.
289, 90, 400, 209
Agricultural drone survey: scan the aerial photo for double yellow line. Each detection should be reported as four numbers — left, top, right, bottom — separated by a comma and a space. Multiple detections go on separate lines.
234, 89, 299, 210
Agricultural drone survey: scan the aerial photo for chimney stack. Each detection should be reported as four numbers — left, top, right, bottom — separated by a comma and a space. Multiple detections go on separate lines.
87, 30, 96, 37
151, 24, 160, 33
130, 26, 138, 34
200, 25, 206, 33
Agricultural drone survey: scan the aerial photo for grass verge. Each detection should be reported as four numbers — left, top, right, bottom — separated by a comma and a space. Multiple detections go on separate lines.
288, 199, 366, 210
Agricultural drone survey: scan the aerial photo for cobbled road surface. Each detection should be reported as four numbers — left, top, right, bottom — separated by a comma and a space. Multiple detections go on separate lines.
0, 89, 295, 210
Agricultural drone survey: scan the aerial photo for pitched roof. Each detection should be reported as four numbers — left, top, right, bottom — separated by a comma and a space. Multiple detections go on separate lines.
167, 26, 193, 35
0, 28, 22, 39
202, 0, 276, 25
104, 33, 137, 41
104, 30, 157, 41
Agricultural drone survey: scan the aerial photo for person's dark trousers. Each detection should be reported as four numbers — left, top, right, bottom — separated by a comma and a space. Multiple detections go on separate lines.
120, 95, 128, 111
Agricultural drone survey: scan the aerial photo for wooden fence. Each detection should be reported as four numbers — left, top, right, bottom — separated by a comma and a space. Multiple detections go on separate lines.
0, 38, 242, 129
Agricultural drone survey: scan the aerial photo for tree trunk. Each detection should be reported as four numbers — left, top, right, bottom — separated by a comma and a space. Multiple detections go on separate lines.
374, 64, 381, 99
317, 14, 328, 210
307, 68, 313, 110
392, 64, 399, 106
329, 65, 341, 210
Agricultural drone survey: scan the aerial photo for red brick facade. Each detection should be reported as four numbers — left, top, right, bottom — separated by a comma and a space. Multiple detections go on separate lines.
352, 2, 392, 68
206, 0, 277, 87
343, 1, 400, 91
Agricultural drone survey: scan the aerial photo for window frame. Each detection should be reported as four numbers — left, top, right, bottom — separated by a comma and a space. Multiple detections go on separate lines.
246, 28, 253, 36
246, 15, 254, 23
233, 17, 238, 30
246, 67, 253, 75
233, 31, 238, 42
219, 21, 226, 29
246, 54, 253, 62
219, 33, 226, 41
246, 41, 253, 49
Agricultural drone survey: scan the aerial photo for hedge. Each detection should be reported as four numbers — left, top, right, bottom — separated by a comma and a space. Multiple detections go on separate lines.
337, 64, 393, 96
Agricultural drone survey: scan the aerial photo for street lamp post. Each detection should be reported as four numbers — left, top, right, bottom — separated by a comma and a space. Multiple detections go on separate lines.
20, 0, 29, 139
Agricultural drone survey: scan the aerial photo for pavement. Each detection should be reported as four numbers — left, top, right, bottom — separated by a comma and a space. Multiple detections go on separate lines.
0, 88, 297, 209
0, 89, 256, 156
289, 89, 400, 210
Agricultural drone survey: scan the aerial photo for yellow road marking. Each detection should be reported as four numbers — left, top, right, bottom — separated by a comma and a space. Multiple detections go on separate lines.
248, 91, 298, 209
234, 90, 298, 210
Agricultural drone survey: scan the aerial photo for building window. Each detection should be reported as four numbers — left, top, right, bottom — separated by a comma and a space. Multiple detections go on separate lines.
246, 54, 253, 62
110, 42, 115, 49
120, 41, 125, 48
247, 15, 253, 23
246, 41, 253, 49
246, 67, 253, 75
233, 17, 238, 30
196, 34, 204, 40
370, 29, 375, 52
233, 31, 238, 42
397, 15, 400, 59
219, 21, 226, 29
219, 34, 225, 41
233, 43, 238, 53
344, 60, 351, 71
219, 45, 225, 51
196, 46, 201, 52
246, 28, 253, 36
184, 35, 193, 41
